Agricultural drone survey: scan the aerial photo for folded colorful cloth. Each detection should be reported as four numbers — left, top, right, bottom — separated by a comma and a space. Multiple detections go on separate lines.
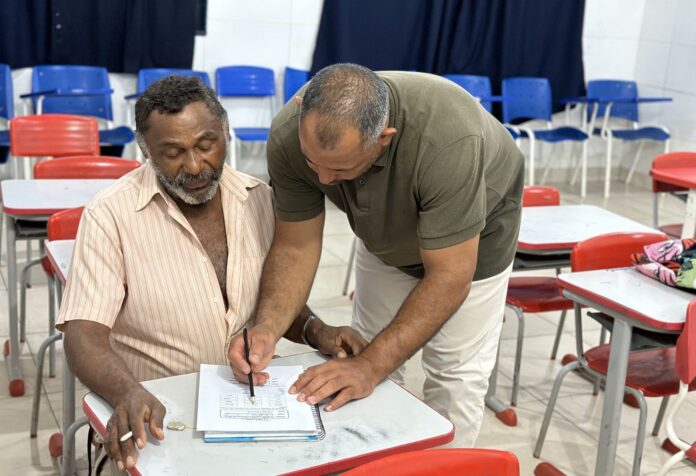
632, 238, 696, 289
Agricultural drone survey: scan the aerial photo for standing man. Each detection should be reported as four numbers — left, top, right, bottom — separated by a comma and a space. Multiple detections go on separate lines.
228, 64, 524, 446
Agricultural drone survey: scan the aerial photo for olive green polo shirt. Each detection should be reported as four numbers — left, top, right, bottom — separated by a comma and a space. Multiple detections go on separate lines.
268, 71, 524, 281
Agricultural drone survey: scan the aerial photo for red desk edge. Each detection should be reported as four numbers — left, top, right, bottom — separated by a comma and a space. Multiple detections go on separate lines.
45, 244, 68, 285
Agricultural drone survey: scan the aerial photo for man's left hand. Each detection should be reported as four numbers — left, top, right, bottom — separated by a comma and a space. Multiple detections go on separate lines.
288, 356, 380, 411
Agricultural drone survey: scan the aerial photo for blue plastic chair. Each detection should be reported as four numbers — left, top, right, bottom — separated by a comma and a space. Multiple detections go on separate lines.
21, 65, 134, 155
0, 64, 13, 161
216, 65, 276, 169
133, 68, 211, 97
284, 67, 309, 103
443, 74, 521, 142
587, 80, 670, 197
502, 77, 589, 196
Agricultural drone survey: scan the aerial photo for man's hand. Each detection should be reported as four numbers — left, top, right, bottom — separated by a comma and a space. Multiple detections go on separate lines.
227, 324, 277, 385
311, 324, 368, 359
103, 385, 165, 471
288, 356, 381, 412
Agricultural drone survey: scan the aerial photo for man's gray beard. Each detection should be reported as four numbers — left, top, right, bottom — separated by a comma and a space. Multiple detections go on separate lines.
150, 160, 222, 205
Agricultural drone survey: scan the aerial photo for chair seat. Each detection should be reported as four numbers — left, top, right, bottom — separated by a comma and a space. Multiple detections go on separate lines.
585, 344, 696, 397
660, 223, 682, 238
610, 127, 670, 142
506, 277, 573, 313
522, 127, 588, 143
0, 129, 9, 146
234, 127, 270, 142
505, 126, 521, 140
99, 126, 135, 146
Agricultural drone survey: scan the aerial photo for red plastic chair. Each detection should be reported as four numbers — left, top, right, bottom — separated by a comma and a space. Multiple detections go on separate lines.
656, 300, 696, 474
504, 186, 562, 408
9, 114, 100, 158
34, 155, 140, 179
651, 151, 696, 238
522, 186, 561, 207
534, 233, 690, 475
342, 449, 520, 476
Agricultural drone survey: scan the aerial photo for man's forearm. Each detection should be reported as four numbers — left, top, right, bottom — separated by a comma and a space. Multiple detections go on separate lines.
64, 321, 141, 407
255, 242, 320, 340
358, 273, 471, 380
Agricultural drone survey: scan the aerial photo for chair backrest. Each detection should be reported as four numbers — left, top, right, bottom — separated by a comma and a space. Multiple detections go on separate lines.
32, 65, 114, 121
522, 186, 560, 207
502, 77, 553, 123
342, 449, 519, 476
571, 232, 668, 272
444, 74, 493, 112
676, 300, 696, 385
47, 206, 84, 241
651, 152, 696, 193
0, 64, 13, 122
10, 114, 100, 157
216, 66, 275, 97
34, 156, 140, 179
284, 67, 309, 103
587, 79, 638, 123
137, 68, 211, 93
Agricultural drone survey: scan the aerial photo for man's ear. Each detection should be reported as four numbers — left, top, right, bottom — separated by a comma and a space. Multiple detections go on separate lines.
379, 127, 398, 147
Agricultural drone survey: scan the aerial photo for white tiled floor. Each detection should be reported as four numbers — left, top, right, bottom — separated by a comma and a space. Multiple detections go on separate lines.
1, 177, 696, 475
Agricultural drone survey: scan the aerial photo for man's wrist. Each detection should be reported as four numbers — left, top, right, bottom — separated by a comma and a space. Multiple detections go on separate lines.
302, 315, 323, 348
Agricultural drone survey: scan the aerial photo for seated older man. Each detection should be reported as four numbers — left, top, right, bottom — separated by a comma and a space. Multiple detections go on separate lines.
57, 76, 366, 472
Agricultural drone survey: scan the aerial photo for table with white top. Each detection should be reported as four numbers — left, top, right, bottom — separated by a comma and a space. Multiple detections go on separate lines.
517, 204, 658, 255
83, 352, 455, 475
650, 167, 696, 239
1, 179, 114, 398
486, 205, 661, 426
556, 268, 692, 476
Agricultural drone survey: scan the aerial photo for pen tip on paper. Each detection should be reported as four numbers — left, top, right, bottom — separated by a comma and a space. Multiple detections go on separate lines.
250, 396, 256, 404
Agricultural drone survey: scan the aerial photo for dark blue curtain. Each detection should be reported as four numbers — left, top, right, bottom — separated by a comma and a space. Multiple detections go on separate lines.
0, 0, 197, 74
311, 0, 586, 112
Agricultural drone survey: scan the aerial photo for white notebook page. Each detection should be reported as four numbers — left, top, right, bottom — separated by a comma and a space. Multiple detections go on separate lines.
196, 364, 316, 434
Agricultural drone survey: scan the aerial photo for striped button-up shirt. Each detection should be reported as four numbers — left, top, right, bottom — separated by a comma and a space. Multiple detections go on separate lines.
57, 162, 275, 381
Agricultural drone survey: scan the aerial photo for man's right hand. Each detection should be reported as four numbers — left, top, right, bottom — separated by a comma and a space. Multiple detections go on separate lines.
227, 324, 277, 385
103, 385, 166, 471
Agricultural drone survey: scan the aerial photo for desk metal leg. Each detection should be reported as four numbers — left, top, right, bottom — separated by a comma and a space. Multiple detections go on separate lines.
681, 189, 696, 239
594, 319, 632, 476
4, 215, 24, 396
53, 351, 78, 475
485, 340, 517, 426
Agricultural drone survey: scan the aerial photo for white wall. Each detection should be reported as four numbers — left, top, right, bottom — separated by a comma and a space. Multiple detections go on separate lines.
581, 0, 696, 180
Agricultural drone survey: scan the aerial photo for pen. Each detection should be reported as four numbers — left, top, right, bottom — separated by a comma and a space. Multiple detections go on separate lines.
243, 328, 256, 403
119, 430, 133, 442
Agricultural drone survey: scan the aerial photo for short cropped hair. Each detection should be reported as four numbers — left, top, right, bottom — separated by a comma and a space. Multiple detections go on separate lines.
135, 75, 229, 150
300, 63, 389, 150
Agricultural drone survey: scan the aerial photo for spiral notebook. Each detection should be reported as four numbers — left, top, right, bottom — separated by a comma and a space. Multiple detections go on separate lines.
196, 364, 325, 442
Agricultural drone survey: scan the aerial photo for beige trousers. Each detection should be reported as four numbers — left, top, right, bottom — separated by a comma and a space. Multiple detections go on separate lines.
352, 240, 512, 447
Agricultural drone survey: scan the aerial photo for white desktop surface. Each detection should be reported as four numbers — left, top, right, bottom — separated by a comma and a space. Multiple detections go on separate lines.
1, 179, 115, 215
518, 205, 657, 252
84, 352, 454, 476
558, 267, 692, 331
